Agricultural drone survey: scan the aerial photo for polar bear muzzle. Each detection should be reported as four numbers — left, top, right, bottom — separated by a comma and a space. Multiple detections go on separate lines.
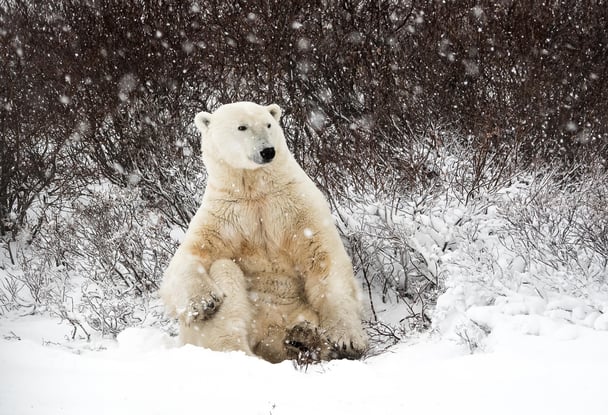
258, 147, 276, 164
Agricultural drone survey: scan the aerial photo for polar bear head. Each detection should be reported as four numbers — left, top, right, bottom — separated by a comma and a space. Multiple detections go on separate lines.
194, 102, 284, 170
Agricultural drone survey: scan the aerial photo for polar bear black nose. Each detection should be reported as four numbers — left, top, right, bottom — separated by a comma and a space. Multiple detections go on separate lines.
260, 147, 275, 163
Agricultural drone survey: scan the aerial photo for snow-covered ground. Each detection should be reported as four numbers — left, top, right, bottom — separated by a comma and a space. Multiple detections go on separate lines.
2, 308, 607, 415
2, 171, 608, 414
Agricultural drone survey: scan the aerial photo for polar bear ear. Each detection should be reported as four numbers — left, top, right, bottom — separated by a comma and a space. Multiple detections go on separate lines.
266, 104, 282, 122
194, 111, 212, 134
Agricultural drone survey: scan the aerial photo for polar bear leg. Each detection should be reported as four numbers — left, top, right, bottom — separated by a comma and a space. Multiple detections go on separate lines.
179, 259, 254, 355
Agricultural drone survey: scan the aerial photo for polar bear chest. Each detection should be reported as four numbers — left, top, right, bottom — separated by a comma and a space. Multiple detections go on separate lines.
215, 199, 308, 302
217, 198, 289, 244
216, 199, 294, 259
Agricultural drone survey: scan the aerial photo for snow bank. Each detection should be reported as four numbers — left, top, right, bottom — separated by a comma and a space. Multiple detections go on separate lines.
1, 319, 607, 415
431, 176, 608, 351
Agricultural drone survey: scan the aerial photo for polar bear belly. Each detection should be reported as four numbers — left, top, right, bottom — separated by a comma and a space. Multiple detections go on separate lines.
236, 254, 319, 362
236, 253, 304, 305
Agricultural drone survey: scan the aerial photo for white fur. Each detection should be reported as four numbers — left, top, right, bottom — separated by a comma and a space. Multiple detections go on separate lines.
160, 102, 367, 362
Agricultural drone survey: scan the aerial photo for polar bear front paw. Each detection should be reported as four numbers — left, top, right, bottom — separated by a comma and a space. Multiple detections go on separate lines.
184, 292, 224, 326
324, 321, 368, 360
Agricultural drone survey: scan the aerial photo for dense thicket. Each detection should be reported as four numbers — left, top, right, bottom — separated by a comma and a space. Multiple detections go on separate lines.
1, 0, 607, 340
2, 0, 607, 236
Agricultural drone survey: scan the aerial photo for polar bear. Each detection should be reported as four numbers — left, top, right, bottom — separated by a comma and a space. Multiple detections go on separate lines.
159, 102, 367, 363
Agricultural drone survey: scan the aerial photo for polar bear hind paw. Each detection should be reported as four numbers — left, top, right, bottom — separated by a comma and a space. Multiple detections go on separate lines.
285, 321, 366, 363
285, 322, 328, 364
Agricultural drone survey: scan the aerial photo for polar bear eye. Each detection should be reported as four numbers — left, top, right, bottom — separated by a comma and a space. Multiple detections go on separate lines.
238, 125, 247, 131
267, 123, 271, 128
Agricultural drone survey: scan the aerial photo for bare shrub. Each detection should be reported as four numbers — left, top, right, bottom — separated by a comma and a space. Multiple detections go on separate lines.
2, 0, 607, 343
79, 281, 144, 338
500, 168, 608, 298
0, 273, 28, 314
5, 0, 605, 224
39, 184, 177, 294
7, 183, 178, 337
